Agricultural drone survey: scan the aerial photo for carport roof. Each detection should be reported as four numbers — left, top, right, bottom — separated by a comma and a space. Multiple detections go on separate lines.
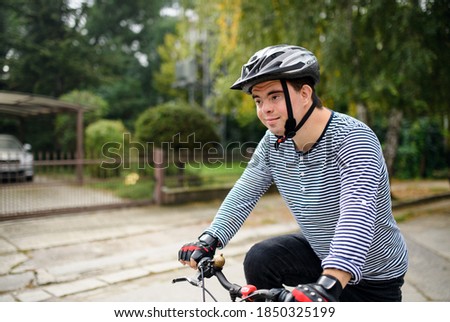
0, 91, 92, 117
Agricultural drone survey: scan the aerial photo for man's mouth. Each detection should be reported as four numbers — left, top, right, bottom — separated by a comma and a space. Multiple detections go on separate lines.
265, 117, 280, 125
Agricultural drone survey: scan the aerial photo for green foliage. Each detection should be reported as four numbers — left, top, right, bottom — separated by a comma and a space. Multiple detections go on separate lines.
84, 0, 177, 124
97, 78, 149, 130
418, 0, 450, 111
135, 100, 220, 150
1, 0, 448, 181
395, 117, 447, 179
53, 90, 110, 152
1, 0, 102, 96
85, 119, 127, 178
1, 0, 176, 152
154, 0, 449, 179
85, 119, 127, 157
88, 176, 154, 200
60, 90, 109, 123
153, 32, 190, 101
307, 0, 438, 118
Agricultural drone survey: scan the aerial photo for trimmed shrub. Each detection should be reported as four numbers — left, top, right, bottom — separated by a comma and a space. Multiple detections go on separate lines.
135, 100, 220, 151
85, 119, 127, 178
135, 101, 221, 186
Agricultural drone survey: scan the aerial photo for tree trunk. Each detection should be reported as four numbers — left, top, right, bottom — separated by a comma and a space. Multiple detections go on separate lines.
356, 102, 369, 125
444, 113, 450, 184
383, 108, 403, 179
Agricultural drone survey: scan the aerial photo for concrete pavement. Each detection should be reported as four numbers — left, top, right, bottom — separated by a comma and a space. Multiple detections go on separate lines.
0, 193, 449, 302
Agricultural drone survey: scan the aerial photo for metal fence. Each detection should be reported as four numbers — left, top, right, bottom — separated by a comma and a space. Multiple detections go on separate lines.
0, 152, 155, 221
0, 148, 252, 220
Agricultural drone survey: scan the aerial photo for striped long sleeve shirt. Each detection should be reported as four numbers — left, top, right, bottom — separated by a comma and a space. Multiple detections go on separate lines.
205, 111, 408, 284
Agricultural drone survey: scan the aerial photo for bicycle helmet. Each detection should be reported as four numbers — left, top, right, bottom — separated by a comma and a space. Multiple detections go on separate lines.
230, 44, 319, 94
231, 45, 320, 150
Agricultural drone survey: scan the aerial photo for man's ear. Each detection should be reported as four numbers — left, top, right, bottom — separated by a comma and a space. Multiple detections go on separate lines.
300, 84, 313, 105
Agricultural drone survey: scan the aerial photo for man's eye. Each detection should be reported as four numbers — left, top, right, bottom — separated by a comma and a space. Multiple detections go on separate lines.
271, 95, 282, 102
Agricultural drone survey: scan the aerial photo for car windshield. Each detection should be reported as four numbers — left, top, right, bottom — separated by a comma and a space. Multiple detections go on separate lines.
0, 137, 22, 150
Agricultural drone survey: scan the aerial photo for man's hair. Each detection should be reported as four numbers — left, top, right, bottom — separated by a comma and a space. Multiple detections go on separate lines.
288, 77, 323, 108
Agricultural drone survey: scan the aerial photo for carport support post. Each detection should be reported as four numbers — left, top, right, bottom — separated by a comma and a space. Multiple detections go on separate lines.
76, 109, 84, 185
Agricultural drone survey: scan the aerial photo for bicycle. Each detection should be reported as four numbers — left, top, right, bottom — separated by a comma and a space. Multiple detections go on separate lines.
172, 254, 280, 302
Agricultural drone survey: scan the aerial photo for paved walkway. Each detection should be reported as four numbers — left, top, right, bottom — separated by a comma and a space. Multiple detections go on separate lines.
0, 193, 449, 302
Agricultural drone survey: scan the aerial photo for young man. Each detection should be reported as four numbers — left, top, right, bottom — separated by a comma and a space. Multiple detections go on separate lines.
178, 44, 408, 302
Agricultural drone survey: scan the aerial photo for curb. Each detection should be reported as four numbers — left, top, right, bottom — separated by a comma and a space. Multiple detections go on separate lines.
392, 192, 450, 210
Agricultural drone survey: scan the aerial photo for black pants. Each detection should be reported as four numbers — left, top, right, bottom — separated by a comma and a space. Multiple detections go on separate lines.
243, 233, 405, 302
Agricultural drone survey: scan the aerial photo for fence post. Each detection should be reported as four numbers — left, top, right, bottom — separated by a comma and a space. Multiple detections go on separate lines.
76, 109, 84, 185
153, 148, 165, 205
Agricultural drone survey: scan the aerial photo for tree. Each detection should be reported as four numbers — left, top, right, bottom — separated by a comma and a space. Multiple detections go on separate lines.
419, 0, 450, 178
321, 0, 442, 177
1, 0, 101, 96
155, 0, 448, 179
0, 0, 177, 151
56, 90, 109, 152
0, 0, 106, 152
84, 0, 177, 126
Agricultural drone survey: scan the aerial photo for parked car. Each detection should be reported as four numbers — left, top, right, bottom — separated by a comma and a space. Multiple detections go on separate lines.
0, 134, 34, 182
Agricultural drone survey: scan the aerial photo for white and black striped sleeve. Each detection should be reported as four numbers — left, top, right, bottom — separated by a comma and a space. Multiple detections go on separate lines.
204, 134, 273, 247
321, 127, 384, 282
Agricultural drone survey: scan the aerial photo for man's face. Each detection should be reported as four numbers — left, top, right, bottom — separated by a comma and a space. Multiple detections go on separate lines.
252, 80, 302, 136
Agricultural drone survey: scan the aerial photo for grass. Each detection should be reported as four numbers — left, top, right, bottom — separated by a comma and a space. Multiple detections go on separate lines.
85, 174, 154, 200
164, 161, 247, 188
36, 161, 448, 204
81, 161, 247, 200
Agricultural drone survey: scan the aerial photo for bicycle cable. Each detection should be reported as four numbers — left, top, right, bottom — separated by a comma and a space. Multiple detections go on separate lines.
199, 263, 218, 302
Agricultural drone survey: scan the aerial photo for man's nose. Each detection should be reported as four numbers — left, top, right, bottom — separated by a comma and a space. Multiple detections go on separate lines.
261, 100, 274, 114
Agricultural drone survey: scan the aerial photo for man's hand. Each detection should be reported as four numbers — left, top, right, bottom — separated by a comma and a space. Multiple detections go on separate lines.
270, 275, 343, 302
291, 275, 343, 302
178, 233, 218, 269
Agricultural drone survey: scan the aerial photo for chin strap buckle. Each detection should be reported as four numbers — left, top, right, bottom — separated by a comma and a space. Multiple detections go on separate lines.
274, 136, 287, 150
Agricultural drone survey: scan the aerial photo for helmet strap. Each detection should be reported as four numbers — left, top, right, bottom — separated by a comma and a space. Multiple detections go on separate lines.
274, 79, 316, 150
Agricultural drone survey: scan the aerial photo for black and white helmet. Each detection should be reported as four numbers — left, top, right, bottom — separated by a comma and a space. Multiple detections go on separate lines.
230, 44, 320, 94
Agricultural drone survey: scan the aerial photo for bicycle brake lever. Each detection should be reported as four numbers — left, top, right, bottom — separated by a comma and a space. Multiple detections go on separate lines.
172, 276, 201, 287
172, 258, 215, 287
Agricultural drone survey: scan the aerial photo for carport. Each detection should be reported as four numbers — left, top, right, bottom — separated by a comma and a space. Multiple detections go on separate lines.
0, 91, 155, 220
0, 91, 91, 183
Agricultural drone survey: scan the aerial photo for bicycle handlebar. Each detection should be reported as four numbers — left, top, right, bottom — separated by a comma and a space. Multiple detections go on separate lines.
172, 254, 279, 302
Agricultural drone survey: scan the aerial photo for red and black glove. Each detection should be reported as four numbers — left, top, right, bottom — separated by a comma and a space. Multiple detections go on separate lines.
178, 233, 218, 264
291, 275, 343, 302
271, 275, 343, 302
